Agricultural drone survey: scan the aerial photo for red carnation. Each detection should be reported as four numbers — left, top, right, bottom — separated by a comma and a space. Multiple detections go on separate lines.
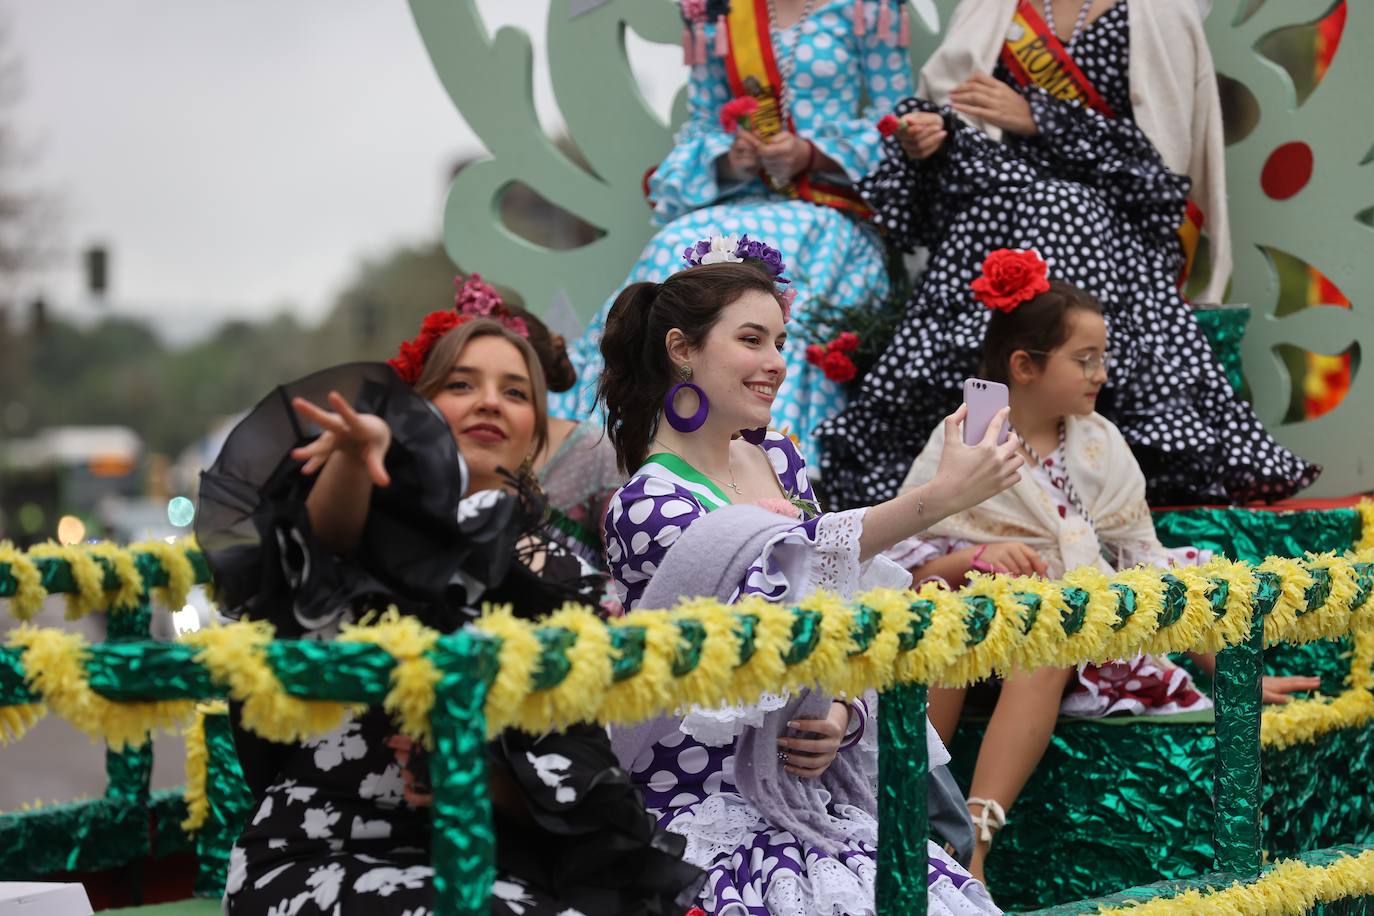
387, 311, 473, 384
971, 248, 1050, 313
830, 331, 860, 353
720, 96, 758, 132
820, 350, 857, 384
877, 113, 901, 137
805, 343, 827, 367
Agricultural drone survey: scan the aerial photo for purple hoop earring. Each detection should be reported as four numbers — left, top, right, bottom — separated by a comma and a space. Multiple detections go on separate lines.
664, 365, 709, 433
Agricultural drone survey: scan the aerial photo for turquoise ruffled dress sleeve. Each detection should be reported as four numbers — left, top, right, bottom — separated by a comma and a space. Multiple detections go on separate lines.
802, 2, 916, 185
647, 45, 740, 225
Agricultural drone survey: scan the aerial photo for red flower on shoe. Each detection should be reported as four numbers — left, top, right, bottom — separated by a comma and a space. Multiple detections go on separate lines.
971, 248, 1050, 313
877, 113, 901, 137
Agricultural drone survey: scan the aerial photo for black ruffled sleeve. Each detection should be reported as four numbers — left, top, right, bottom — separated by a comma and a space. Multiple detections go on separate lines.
859, 97, 1047, 251
196, 362, 526, 638
1023, 88, 1191, 247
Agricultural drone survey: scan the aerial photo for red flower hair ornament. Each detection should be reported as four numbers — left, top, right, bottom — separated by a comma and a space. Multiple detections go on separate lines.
387, 273, 529, 385
971, 248, 1050, 313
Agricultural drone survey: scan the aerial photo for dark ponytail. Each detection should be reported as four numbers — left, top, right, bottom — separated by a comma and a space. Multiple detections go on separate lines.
598, 262, 782, 473
981, 280, 1104, 385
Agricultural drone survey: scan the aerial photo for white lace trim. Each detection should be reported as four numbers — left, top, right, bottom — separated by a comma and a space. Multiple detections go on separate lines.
927, 842, 1004, 915
676, 790, 882, 916
665, 793, 765, 867
680, 689, 792, 746
762, 857, 877, 916
807, 508, 868, 597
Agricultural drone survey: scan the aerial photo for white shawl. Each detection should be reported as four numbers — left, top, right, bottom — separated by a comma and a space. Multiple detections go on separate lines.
917, 0, 1231, 305
901, 413, 1165, 578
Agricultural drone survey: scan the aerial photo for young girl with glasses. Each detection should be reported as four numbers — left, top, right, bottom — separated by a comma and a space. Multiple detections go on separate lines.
897, 249, 1320, 884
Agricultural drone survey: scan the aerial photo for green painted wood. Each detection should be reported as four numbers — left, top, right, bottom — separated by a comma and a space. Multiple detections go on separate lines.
1212, 0, 1374, 497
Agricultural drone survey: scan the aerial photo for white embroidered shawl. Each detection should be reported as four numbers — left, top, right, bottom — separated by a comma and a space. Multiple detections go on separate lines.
901, 412, 1166, 578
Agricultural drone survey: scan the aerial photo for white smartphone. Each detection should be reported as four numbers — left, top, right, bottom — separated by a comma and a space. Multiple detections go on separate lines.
962, 378, 1010, 447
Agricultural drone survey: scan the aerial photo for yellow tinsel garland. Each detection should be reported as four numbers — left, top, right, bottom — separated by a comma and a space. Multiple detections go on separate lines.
1094, 847, 1374, 915
0, 702, 46, 744
5, 626, 193, 750
26, 543, 106, 620
182, 620, 356, 744
893, 580, 966, 685
0, 541, 45, 621
1356, 499, 1374, 552
86, 542, 146, 613
0, 552, 1372, 749
339, 612, 441, 746
181, 700, 228, 832
131, 539, 196, 611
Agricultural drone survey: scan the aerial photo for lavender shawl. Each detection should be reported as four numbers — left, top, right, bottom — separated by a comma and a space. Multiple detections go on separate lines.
610, 504, 877, 853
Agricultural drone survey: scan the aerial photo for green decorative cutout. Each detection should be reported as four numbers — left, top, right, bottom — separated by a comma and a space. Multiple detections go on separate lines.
1214, 0, 1374, 496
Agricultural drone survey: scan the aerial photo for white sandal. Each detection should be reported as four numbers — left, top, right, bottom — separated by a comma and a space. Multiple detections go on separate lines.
966, 796, 1007, 844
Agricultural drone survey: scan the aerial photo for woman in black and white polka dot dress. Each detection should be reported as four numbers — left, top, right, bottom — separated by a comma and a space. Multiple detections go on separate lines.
816, 0, 1320, 508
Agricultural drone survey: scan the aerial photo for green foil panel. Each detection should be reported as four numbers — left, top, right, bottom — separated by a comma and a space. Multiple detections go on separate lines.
877, 683, 929, 916
951, 709, 1374, 910
265, 641, 395, 703
195, 712, 254, 898
429, 633, 500, 916
783, 610, 821, 665
0, 795, 152, 878
1263, 721, 1374, 859
948, 715, 1218, 910
1212, 619, 1263, 876
848, 606, 880, 655
901, 600, 935, 650
86, 642, 215, 701
149, 788, 194, 860
1192, 305, 1250, 395
1152, 507, 1361, 566
610, 625, 647, 682
672, 619, 707, 676
963, 595, 996, 646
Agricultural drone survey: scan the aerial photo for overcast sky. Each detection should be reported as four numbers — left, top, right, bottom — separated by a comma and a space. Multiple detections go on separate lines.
10, 1, 956, 344
9, 0, 692, 343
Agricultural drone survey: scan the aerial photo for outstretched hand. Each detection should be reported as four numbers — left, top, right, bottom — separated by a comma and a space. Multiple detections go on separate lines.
290, 390, 393, 487
1261, 675, 1322, 705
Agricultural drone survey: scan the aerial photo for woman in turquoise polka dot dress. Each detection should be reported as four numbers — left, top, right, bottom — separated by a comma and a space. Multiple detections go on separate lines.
549, 0, 912, 446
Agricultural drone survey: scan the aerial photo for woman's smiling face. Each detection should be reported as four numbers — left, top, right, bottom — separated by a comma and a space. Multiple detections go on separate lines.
429, 333, 538, 492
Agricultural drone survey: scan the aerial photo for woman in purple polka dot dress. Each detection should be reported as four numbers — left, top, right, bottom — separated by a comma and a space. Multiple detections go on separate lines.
595, 241, 1020, 915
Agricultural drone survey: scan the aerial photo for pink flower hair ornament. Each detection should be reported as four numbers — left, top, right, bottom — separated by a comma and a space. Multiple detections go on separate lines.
387, 273, 529, 384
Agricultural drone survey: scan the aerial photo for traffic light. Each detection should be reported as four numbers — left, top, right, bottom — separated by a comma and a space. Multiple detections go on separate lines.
85, 246, 109, 296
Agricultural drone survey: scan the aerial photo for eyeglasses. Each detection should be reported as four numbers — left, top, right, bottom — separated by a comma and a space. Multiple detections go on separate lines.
1024, 350, 1110, 379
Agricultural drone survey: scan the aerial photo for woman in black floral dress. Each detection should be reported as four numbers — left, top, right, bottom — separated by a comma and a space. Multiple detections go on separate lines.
817, 0, 1319, 508
198, 313, 701, 914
